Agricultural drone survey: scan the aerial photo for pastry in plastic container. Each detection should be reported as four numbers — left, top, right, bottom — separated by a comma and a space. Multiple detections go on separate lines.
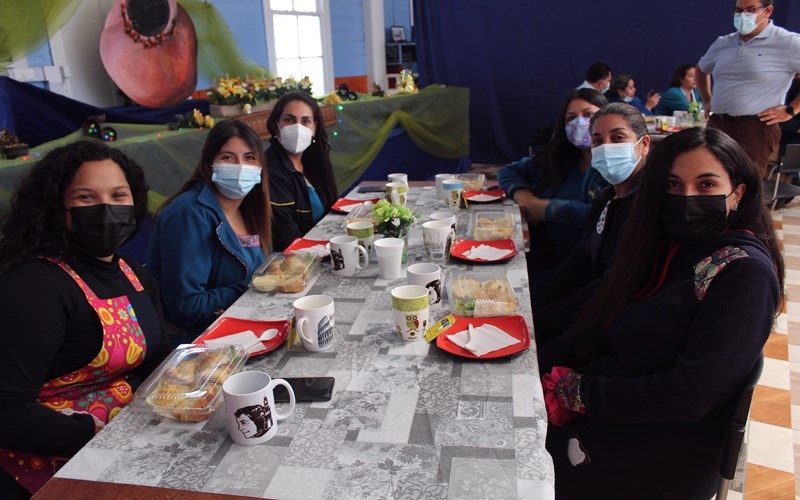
457, 173, 486, 191
137, 344, 246, 422
447, 271, 519, 317
251, 252, 321, 293
469, 211, 515, 241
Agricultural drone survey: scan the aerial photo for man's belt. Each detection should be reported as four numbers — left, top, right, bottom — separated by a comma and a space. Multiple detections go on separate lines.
710, 113, 761, 122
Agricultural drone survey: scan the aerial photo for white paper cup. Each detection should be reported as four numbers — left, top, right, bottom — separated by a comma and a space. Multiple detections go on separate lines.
390, 284, 430, 341
387, 173, 408, 186
385, 181, 408, 206
441, 179, 463, 209
328, 235, 368, 277
346, 221, 375, 256
293, 295, 335, 351
406, 263, 443, 310
435, 173, 456, 199
422, 220, 453, 261
374, 237, 404, 279
222, 371, 295, 446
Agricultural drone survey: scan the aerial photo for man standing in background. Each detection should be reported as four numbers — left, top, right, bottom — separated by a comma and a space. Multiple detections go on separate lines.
696, 0, 800, 177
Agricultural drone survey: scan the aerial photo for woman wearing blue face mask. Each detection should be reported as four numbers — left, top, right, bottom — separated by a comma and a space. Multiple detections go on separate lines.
540, 127, 783, 498
606, 73, 660, 116
148, 120, 271, 343
265, 91, 338, 251
533, 103, 650, 346
498, 88, 610, 283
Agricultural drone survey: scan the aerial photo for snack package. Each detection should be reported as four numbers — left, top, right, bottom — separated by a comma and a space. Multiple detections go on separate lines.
136, 344, 246, 422
469, 212, 515, 241
251, 253, 321, 293
447, 271, 519, 317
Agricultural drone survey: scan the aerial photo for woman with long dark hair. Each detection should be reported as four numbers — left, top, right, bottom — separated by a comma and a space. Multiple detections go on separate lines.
654, 63, 703, 116
540, 127, 784, 499
148, 120, 271, 342
498, 88, 609, 280
533, 103, 651, 343
265, 91, 337, 251
0, 140, 170, 498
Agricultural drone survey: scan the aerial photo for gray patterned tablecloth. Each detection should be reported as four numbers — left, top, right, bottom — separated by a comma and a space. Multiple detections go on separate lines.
55, 186, 555, 499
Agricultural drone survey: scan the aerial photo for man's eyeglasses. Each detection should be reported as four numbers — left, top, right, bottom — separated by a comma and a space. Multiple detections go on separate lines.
732, 5, 766, 15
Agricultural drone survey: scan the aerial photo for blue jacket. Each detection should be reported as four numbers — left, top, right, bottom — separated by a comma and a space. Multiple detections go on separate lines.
608, 94, 653, 115
498, 155, 608, 268
654, 87, 702, 116
147, 181, 266, 334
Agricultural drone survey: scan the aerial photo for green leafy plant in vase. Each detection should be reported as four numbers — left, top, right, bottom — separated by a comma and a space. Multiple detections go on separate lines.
372, 199, 418, 263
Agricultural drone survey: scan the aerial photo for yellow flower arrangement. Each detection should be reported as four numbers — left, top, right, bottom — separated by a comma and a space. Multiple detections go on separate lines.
208, 75, 313, 105
169, 108, 215, 130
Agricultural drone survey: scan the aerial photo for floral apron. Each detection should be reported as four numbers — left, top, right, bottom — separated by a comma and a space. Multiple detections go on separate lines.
0, 258, 147, 494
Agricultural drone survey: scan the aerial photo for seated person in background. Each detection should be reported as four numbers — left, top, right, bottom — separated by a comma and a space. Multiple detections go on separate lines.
498, 88, 609, 283
540, 127, 783, 499
265, 91, 338, 251
606, 73, 660, 115
0, 141, 170, 498
148, 120, 271, 343
654, 63, 703, 117
577, 61, 613, 93
533, 103, 651, 346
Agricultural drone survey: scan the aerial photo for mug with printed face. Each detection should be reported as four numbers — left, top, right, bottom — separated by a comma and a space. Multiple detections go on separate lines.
328, 235, 368, 277
222, 371, 295, 445
441, 179, 463, 209
406, 263, 443, 310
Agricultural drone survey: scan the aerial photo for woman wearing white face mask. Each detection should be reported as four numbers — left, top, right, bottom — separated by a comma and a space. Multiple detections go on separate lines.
533, 103, 650, 347
148, 120, 271, 344
265, 91, 338, 251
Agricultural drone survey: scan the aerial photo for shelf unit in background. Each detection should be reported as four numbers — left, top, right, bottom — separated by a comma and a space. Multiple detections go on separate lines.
385, 42, 417, 88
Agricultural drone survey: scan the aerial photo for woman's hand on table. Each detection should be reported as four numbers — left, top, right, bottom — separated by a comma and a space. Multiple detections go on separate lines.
513, 189, 548, 223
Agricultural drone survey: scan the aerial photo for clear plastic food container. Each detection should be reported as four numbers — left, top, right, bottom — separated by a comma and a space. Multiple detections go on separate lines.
469, 211, 515, 241
447, 271, 519, 317
137, 344, 246, 422
251, 252, 321, 293
457, 173, 486, 191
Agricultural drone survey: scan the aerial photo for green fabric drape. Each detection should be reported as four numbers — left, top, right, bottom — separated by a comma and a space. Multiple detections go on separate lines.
0, 0, 267, 84
0, 123, 210, 214
329, 85, 470, 193
0, 0, 81, 62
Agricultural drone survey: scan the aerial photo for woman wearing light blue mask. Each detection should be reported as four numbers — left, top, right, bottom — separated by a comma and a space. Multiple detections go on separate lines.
606, 73, 660, 116
148, 120, 271, 344
533, 103, 650, 346
498, 88, 609, 284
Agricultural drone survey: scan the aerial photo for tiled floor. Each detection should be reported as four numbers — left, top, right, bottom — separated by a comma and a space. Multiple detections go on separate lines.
468, 162, 800, 498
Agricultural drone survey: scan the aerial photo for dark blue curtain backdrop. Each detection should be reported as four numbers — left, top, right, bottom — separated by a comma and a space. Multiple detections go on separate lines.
414, 0, 800, 164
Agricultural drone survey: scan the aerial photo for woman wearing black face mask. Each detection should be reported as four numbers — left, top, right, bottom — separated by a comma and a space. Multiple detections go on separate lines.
539, 127, 784, 499
0, 140, 170, 498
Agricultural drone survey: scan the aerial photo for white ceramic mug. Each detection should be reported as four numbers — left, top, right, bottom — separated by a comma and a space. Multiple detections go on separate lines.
422, 220, 453, 261
390, 284, 430, 341
373, 237, 405, 279
222, 371, 296, 446
406, 263, 443, 310
387, 173, 408, 186
293, 295, 335, 351
441, 178, 463, 209
435, 173, 456, 199
346, 221, 375, 256
328, 235, 368, 277
430, 211, 457, 233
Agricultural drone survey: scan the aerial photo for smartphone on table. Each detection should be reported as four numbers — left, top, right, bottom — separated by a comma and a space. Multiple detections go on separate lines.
274, 377, 335, 403
357, 185, 386, 193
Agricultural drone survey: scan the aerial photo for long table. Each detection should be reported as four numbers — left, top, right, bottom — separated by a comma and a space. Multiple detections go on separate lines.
41, 184, 554, 499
